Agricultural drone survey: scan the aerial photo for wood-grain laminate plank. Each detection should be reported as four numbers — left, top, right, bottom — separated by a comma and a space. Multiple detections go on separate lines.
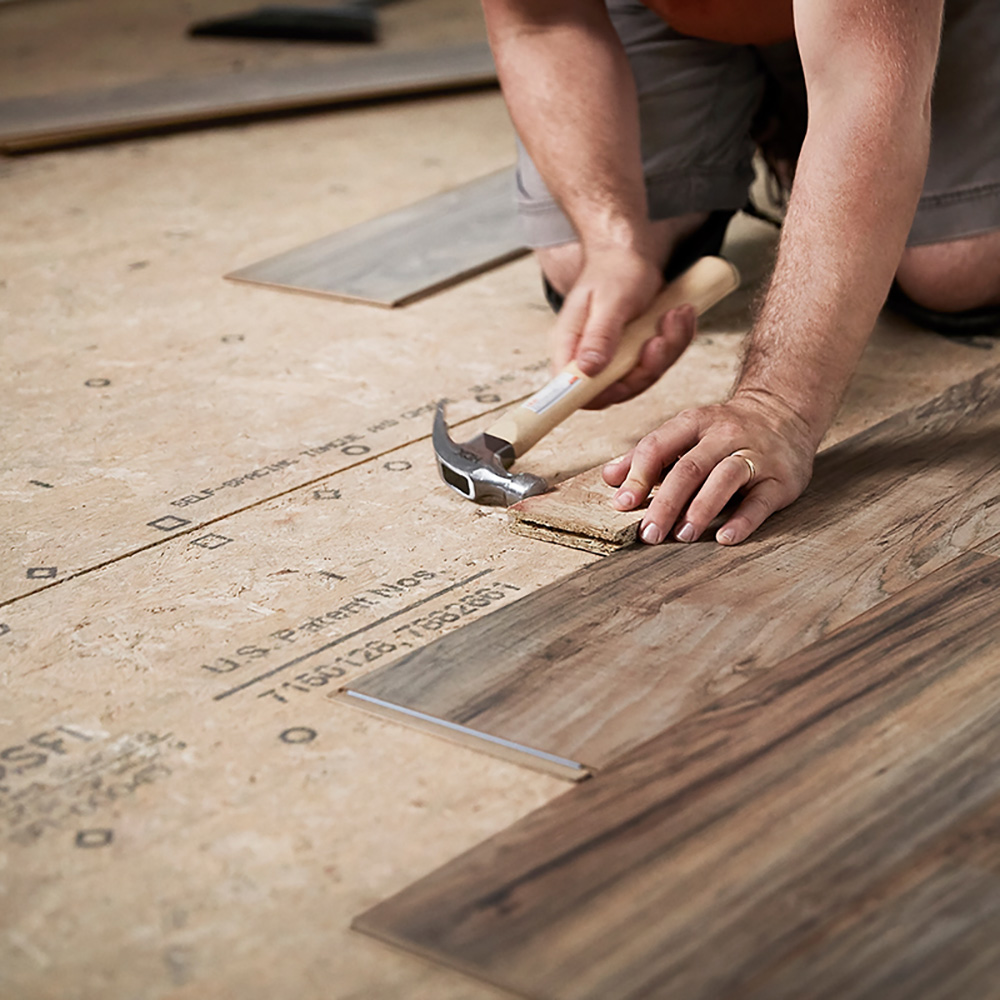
226, 168, 526, 307
0, 42, 496, 151
344, 365, 1000, 771
748, 795, 1000, 1000
974, 532, 1000, 558
355, 550, 1000, 1000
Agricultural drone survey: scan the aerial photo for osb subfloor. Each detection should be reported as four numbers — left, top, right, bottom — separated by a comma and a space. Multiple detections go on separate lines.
1, 2, 997, 999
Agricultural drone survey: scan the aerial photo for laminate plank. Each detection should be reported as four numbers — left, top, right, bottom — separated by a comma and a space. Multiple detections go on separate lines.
0, 42, 496, 151
974, 532, 1000, 558
355, 551, 1000, 1000
750, 795, 1000, 1000
226, 168, 526, 307
344, 365, 1000, 770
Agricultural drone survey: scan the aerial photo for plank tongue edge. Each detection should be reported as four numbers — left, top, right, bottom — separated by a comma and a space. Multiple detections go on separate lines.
332, 690, 590, 782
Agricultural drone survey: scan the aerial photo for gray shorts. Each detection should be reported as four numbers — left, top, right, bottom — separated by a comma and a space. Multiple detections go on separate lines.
515, 0, 1000, 249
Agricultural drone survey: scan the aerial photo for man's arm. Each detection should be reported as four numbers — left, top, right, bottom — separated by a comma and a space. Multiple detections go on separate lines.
483, 0, 691, 387
608, 0, 945, 545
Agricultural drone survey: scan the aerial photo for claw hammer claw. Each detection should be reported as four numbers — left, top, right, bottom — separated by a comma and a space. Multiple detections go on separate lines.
433, 255, 740, 506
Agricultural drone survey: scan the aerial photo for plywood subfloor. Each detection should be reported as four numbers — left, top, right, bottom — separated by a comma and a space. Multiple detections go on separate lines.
2, 3, 999, 998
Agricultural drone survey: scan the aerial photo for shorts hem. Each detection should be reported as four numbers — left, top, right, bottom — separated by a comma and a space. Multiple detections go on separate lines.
516, 168, 753, 249
908, 180, 1000, 245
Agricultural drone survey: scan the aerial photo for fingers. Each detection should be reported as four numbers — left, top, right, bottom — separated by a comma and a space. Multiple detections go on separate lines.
583, 305, 696, 410
603, 395, 816, 547
609, 418, 699, 513
671, 452, 761, 542
716, 482, 786, 544
602, 451, 634, 488
637, 438, 730, 544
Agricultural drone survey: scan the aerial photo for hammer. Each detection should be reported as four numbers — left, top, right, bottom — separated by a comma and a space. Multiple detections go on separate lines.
433, 255, 740, 505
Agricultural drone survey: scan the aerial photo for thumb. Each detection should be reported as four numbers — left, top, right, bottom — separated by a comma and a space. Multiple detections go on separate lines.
550, 286, 590, 372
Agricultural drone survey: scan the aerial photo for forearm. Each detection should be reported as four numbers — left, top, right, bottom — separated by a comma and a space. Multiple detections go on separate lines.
736, 106, 930, 442
735, 0, 943, 445
482, 0, 651, 253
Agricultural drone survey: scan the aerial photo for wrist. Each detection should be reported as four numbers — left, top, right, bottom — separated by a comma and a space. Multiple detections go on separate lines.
579, 214, 655, 261
729, 383, 830, 450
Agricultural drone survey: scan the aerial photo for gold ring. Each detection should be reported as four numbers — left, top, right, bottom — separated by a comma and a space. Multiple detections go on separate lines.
729, 450, 756, 486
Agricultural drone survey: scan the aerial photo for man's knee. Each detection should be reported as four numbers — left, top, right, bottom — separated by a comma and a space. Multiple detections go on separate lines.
896, 231, 1000, 313
536, 243, 584, 300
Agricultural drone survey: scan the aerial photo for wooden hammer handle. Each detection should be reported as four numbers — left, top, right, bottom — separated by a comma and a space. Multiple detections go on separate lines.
484, 255, 741, 458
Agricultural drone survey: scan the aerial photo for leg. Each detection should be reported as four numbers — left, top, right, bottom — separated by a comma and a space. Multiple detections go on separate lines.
892, 0, 1000, 328
896, 231, 1000, 312
513, 0, 768, 309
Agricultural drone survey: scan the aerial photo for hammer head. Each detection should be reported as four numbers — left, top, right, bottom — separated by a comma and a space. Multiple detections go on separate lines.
433, 401, 549, 506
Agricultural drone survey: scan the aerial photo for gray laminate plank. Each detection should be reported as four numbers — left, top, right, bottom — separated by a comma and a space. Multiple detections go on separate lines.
355, 550, 1000, 1000
226, 167, 526, 307
344, 365, 1000, 771
0, 42, 496, 151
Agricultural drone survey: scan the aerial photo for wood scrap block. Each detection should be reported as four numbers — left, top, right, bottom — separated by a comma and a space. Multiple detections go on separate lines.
0, 41, 497, 151
354, 550, 1000, 1000
507, 466, 643, 554
226, 167, 526, 307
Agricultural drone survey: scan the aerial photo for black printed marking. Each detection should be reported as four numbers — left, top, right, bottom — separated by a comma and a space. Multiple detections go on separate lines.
214, 569, 494, 700
190, 533, 232, 550
279, 727, 317, 745
75, 829, 114, 849
148, 515, 191, 532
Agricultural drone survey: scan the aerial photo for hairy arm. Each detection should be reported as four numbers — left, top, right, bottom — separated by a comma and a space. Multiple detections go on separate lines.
737, 0, 942, 439
608, 0, 945, 545
484, 0, 649, 256
483, 0, 693, 387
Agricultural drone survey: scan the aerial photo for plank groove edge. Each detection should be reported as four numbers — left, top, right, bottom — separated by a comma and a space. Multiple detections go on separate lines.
334, 690, 589, 781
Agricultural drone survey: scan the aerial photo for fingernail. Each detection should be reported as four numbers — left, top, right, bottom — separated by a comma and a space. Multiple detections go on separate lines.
580, 351, 605, 370
717, 528, 736, 544
614, 490, 635, 509
641, 522, 663, 545
675, 522, 696, 543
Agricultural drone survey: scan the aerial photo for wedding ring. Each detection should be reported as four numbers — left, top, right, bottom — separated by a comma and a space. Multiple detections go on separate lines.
730, 450, 756, 486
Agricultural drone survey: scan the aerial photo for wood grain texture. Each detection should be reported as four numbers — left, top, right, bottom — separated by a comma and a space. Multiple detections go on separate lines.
507, 466, 643, 553
227, 167, 526, 307
974, 532, 1000, 558
0, 42, 496, 151
355, 551, 1000, 1000
345, 365, 1000, 770
749, 795, 1000, 1000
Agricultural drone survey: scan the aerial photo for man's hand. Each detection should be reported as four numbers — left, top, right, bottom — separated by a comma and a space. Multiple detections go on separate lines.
602, 390, 819, 545
551, 245, 697, 409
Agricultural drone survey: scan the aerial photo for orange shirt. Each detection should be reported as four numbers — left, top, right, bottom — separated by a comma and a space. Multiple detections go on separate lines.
643, 0, 795, 45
